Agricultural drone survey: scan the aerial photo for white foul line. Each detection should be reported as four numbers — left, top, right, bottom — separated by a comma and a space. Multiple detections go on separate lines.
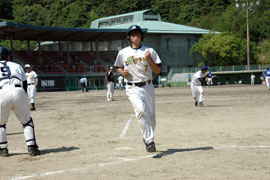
11, 154, 153, 180
119, 114, 134, 139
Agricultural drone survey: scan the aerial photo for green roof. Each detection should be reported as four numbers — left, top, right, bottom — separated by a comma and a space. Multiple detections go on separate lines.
100, 20, 215, 34
94, 9, 151, 22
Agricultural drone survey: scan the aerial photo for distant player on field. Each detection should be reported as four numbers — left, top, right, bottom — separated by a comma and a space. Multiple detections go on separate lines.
264, 67, 270, 90
80, 76, 88, 92
191, 66, 209, 107
207, 71, 213, 86
25, 64, 38, 111
250, 73, 255, 85
105, 67, 114, 101
114, 25, 162, 152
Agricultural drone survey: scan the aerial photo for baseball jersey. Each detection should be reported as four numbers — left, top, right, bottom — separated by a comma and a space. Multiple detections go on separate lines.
80, 77, 87, 84
114, 45, 161, 83
25, 71, 38, 84
0, 60, 26, 87
264, 70, 270, 77
192, 70, 208, 86
107, 72, 114, 82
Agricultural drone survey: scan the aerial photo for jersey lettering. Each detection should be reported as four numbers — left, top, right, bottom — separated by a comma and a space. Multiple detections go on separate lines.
125, 56, 146, 66
0, 62, 11, 78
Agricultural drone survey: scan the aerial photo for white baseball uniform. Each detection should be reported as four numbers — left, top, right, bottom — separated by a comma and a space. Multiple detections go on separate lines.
114, 45, 161, 145
106, 71, 114, 101
25, 70, 38, 103
264, 70, 270, 89
117, 75, 124, 89
0, 60, 37, 149
191, 70, 208, 103
251, 74, 255, 85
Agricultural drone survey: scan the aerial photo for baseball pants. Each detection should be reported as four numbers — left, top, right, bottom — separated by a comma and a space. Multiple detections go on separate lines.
107, 82, 114, 101
191, 83, 204, 103
0, 85, 36, 149
80, 82, 88, 92
265, 77, 270, 89
126, 83, 156, 145
27, 84, 36, 103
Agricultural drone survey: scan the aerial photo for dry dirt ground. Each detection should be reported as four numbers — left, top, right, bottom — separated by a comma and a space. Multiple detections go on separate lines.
1, 85, 270, 180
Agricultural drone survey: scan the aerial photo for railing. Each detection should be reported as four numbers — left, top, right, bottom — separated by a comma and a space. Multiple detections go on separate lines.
168, 64, 270, 80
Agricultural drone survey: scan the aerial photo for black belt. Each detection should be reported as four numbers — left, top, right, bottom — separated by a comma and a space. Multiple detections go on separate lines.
127, 80, 152, 87
28, 83, 35, 85
0, 84, 21, 90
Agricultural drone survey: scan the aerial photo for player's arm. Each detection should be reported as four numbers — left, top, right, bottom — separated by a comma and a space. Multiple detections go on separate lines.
105, 75, 108, 83
116, 67, 130, 78
145, 50, 160, 75
35, 77, 38, 88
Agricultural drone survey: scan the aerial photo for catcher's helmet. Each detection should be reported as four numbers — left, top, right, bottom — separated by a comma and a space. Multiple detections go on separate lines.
0, 46, 9, 60
127, 25, 143, 41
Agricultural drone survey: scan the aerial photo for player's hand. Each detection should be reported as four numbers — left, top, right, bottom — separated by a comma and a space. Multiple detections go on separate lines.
144, 50, 151, 62
122, 69, 130, 78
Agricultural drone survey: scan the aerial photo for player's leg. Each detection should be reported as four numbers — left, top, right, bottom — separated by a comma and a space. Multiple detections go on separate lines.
0, 91, 12, 157
28, 85, 36, 110
80, 83, 84, 92
84, 83, 88, 92
12, 88, 40, 156
266, 77, 270, 89
198, 86, 204, 106
111, 83, 114, 100
126, 86, 156, 152
191, 84, 198, 106
107, 82, 111, 101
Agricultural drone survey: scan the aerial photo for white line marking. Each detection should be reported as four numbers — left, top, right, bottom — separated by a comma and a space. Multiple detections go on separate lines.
11, 154, 153, 180
119, 114, 134, 139
11, 145, 270, 180
115, 147, 134, 150
215, 145, 270, 149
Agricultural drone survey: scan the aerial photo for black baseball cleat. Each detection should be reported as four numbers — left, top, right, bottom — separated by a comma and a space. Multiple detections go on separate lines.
0, 148, 9, 157
28, 145, 40, 156
199, 102, 204, 107
146, 142, 156, 152
195, 102, 198, 106
30, 107, 36, 111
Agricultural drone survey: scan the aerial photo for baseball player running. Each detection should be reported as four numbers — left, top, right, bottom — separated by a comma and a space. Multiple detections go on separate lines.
24, 64, 38, 111
105, 67, 114, 101
0, 47, 40, 157
114, 25, 161, 152
264, 67, 270, 90
191, 66, 209, 107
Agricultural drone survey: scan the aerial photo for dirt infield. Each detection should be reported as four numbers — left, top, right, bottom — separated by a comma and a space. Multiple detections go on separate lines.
1, 85, 270, 180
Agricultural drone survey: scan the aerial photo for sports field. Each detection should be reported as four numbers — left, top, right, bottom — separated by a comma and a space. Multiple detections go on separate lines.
1, 85, 270, 180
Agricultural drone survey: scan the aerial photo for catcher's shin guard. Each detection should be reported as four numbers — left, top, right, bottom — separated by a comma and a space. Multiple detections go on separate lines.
0, 124, 7, 149
23, 117, 38, 147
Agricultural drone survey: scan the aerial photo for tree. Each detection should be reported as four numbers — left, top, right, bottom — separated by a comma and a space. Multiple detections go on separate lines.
0, 0, 13, 20
191, 33, 256, 66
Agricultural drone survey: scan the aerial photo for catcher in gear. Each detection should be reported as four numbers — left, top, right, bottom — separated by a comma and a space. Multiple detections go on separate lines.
0, 46, 40, 157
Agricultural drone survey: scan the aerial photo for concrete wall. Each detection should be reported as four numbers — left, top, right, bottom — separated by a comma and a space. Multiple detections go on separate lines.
144, 34, 201, 70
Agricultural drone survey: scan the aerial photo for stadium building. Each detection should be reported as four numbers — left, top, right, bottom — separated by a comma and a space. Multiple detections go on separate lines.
0, 9, 216, 91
